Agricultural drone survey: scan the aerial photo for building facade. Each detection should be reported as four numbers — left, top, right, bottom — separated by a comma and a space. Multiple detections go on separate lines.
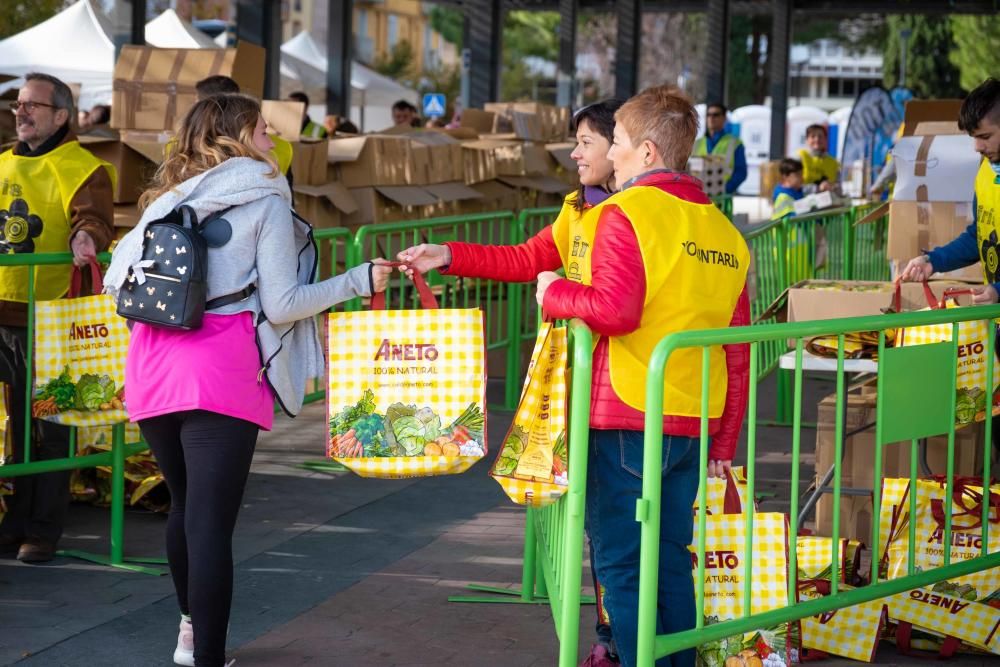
789, 39, 884, 112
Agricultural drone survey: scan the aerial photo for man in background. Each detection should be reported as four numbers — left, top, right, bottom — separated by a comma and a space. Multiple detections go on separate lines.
693, 103, 747, 194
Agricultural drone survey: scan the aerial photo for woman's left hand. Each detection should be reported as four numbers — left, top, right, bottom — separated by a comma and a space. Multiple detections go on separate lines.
536, 271, 560, 306
370, 258, 393, 293
707, 459, 732, 479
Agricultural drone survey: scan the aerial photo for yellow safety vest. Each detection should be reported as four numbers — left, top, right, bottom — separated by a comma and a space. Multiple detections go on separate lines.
0, 142, 115, 302
271, 135, 293, 175
302, 120, 327, 140
694, 133, 742, 183
554, 186, 749, 417
974, 160, 1000, 284
797, 149, 840, 185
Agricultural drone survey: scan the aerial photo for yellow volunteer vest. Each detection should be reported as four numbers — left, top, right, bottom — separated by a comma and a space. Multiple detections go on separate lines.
694, 133, 742, 182
555, 186, 749, 417
302, 120, 327, 140
797, 149, 840, 185
271, 135, 293, 175
0, 142, 114, 302
974, 160, 1000, 284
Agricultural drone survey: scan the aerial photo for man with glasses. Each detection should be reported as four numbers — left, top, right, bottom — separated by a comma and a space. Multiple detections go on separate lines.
693, 102, 747, 194
0, 72, 114, 563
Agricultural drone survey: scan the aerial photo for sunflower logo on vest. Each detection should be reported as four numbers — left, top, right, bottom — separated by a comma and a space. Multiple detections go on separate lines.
981, 229, 1000, 283
0, 199, 43, 254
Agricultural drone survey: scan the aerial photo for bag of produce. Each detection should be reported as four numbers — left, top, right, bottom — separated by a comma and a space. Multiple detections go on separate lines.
326, 269, 486, 478
490, 321, 567, 507
32, 262, 129, 427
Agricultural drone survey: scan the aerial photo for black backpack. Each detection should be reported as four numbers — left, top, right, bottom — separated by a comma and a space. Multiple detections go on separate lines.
116, 205, 252, 330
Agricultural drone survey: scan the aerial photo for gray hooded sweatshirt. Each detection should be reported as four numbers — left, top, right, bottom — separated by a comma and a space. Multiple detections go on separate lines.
105, 157, 372, 417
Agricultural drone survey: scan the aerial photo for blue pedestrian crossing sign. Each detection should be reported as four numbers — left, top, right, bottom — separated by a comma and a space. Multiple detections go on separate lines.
423, 93, 447, 118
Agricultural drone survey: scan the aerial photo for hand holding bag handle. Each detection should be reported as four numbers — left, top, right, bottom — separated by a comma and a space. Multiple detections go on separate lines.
370, 261, 439, 311
68, 259, 104, 298
891, 280, 941, 314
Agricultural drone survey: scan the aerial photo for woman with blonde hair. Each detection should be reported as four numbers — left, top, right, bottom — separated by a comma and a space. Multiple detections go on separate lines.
106, 94, 390, 667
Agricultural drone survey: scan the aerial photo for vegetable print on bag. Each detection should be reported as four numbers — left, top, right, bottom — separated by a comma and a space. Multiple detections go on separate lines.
33, 263, 129, 427
326, 269, 486, 479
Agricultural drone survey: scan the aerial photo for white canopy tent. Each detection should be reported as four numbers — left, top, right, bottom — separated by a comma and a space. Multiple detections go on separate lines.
145, 9, 219, 49
280, 31, 419, 131
0, 0, 115, 111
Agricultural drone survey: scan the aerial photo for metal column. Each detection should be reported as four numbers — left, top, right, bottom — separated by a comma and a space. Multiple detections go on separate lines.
468, 0, 502, 107
769, 0, 792, 159
614, 0, 640, 99
130, 1, 146, 45
326, 0, 353, 118
557, 0, 578, 107
236, 0, 282, 99
111, 0, 146, 59
704, 0, 730, 104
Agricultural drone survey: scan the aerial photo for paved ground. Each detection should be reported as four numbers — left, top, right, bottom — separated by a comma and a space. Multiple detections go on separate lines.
0, 375, 997, 666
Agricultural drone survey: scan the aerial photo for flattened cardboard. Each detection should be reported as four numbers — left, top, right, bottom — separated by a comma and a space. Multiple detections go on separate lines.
902, 99, 963, 136
119, 129, 174, 165
113, 203, 141, 229
892, 134, 980, 202
461, 141, 499, 184
498, 175, 570, 194
327, 134, 410, 187
343, 186, 437, 226
78, 135, 156, 204
758, 279, 970, 324
423, 182, 484, 202
406, 131, 464, 184
375, 185, 438, 207
460, 109, 497, 134
294, 181, 357, 229
888, 200, 974, 264
546, 142, 576, 171
289, 139, 329, 186
912, 121, 962, 137
111, 43, 265, 131
262, 100, 305, 140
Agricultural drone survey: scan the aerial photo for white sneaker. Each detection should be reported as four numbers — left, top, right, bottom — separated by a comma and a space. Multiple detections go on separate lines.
173, 615, 195, 666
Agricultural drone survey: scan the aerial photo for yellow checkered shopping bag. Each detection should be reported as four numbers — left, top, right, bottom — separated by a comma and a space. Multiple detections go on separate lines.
32, 263, 129, 427
796, 536, 864, 583
694, 466, 752, 516
882, 477, 1000, 601
490, 321, 567, 507
694, 473, 793, 667
894, 283, 1000, 426
326, 269, 486, 479
888, 587, 1000, 657
799, 581, 886, 662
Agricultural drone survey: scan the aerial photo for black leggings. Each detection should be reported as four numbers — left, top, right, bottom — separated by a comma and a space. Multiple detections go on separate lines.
140, 410, 259, 667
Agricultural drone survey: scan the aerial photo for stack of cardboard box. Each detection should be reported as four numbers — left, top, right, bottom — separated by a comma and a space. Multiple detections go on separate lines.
687, 155, 727, 197
104, 43, 265, 239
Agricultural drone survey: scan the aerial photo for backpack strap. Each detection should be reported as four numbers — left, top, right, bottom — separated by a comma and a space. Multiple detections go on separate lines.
206, 284, 256, 310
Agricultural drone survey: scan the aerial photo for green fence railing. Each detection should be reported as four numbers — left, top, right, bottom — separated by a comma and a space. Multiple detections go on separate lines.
636, 305, 1000, 666
0, 251, 163, 575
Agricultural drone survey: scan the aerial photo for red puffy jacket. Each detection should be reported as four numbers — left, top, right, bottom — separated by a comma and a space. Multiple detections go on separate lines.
444, 171, 749, 461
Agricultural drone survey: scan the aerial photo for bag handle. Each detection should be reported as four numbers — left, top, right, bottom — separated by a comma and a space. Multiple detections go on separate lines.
721, 468, 744, 515
68, 259, 104, 298
892, 280, 941, 313
370, 262, 438, 311
895, 621, 961, 659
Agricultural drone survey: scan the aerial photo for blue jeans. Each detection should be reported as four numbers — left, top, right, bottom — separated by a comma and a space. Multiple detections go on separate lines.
585, 429, 700, 667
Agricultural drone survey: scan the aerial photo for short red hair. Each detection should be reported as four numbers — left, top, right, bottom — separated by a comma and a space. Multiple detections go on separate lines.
615, 85, 698, 170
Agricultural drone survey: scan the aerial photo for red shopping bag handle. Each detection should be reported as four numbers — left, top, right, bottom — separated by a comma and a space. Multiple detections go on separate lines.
68, 259, 104, 298
895, 621, 961, 659
369, 262, 438, 311
892, 280, 941, 313
722, 468, 744, 515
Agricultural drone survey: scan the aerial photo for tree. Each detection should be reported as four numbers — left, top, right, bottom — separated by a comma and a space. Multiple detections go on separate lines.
950, 15, 1000, 92
500, 11, 559, 101
883, 15, 964, 98
1, 1, 65, 40
429, 6, 463, 48
373, 40, 417, 82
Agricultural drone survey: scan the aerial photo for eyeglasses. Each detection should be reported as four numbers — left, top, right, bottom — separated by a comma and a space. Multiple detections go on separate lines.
9, 100, 61, 114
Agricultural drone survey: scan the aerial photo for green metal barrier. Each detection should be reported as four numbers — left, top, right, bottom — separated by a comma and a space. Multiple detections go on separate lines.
711, 194, 734, 220
636, 305, 1000, 666
350, 212, 522, 410
851, 202, 891, 282
515, 207, 563, 371
0, 251, 163, 575
742, 218, 787, 379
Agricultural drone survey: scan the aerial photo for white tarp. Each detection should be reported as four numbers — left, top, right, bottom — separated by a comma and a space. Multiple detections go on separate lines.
0, 0, 115, 110
145, 9, 219, 49
280, 31, 418, 130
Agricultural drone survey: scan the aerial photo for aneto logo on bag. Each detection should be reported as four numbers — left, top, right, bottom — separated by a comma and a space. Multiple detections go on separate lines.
908, 589, 970, 615
69, 322, 110, 340
372, 339, 441, 377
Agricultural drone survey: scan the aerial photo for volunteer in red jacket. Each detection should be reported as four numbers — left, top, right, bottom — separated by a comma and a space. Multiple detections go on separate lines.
400, 85, 750, 667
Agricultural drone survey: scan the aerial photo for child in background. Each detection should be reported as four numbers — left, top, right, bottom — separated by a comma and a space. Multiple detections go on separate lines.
797, 124, 840, 192
771, 158, 804, 220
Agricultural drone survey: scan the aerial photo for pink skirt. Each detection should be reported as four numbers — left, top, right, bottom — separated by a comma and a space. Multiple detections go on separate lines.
125, 312, 275, 430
